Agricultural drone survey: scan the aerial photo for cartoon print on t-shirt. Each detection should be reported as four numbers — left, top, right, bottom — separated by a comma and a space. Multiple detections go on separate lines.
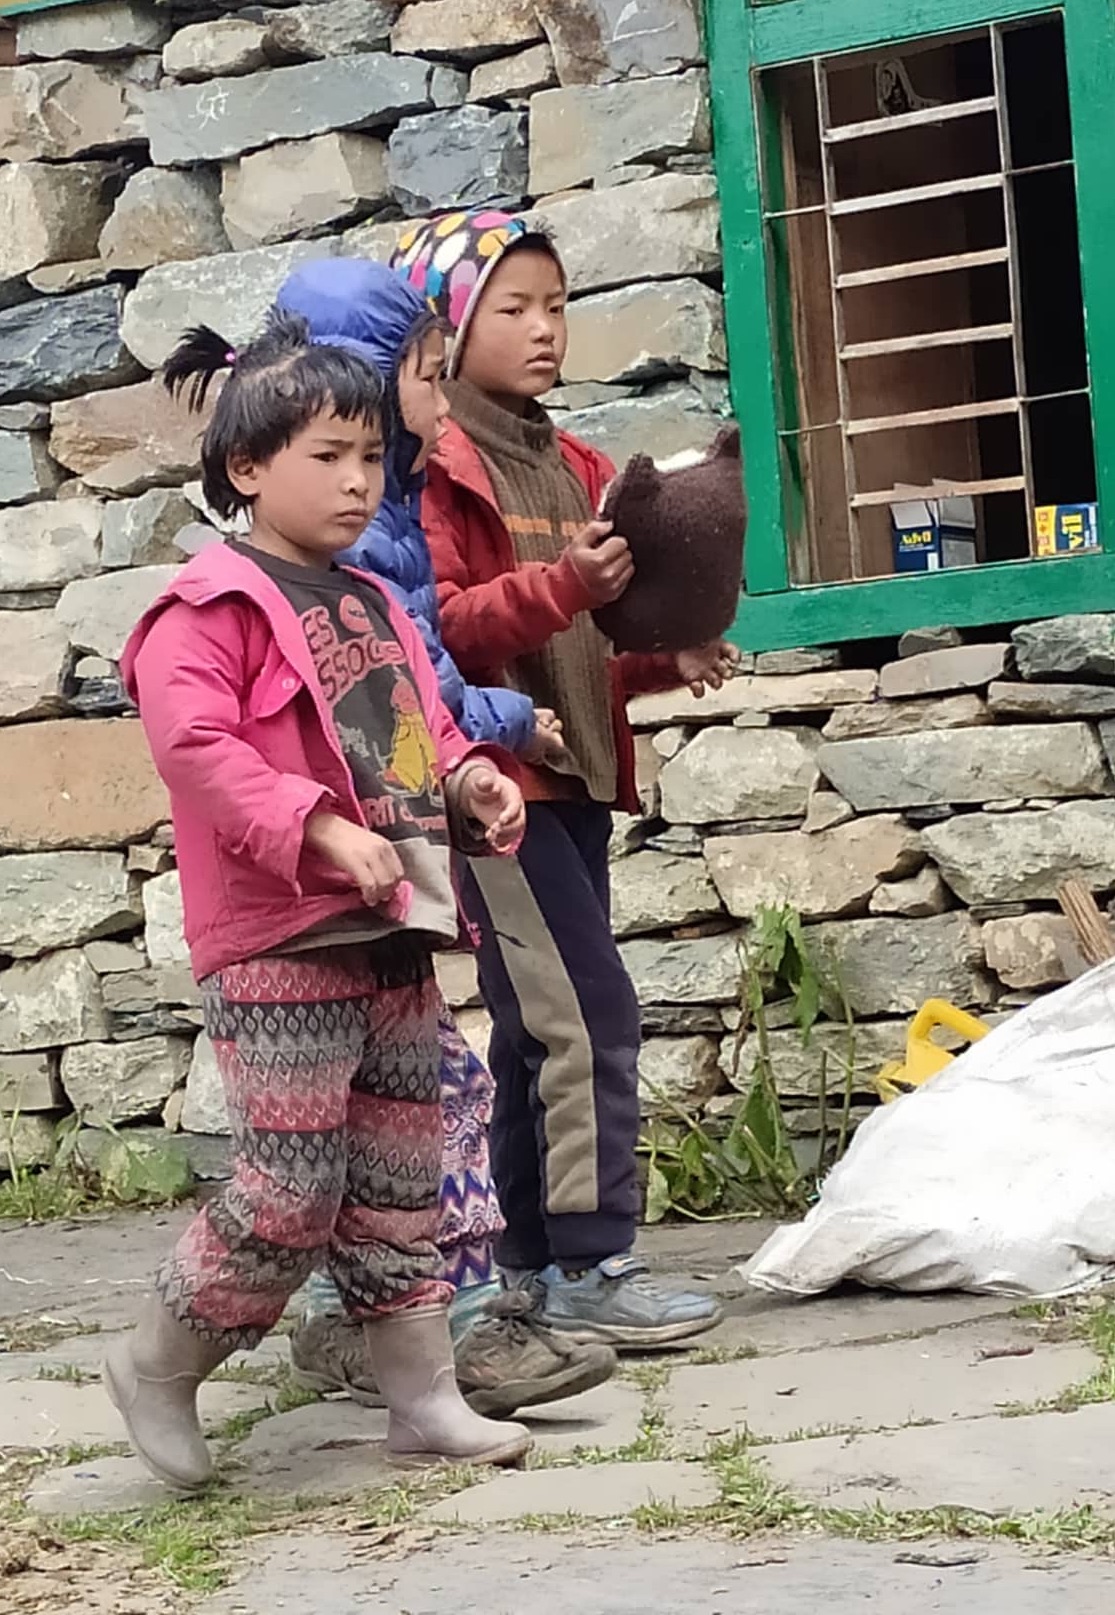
383, 677, 439, 797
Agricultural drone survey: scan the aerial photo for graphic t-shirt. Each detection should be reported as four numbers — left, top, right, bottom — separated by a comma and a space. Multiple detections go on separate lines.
231, 541, 459, 948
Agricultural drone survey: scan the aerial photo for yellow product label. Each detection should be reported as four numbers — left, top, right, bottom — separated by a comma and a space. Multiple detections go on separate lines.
899, 527, 935, 549
1063, 512, 1086, 548
1034, 506, 1055, 555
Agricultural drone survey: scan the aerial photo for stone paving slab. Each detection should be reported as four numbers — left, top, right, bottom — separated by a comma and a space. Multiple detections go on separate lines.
763, 1400, 1115, 1515
709, 1288, 1019, 1357
227, 1399, 396, 1499
425, 1458, 718, 1525
0, 1330, 290, 1382
0, 1208, 193, 1330
200, 1531, 1115, 1614
27, 1452, 171, 1517
2, 1376, 270, 1449
666, 1324, 1095, 1448
521, 1378, 646, 1454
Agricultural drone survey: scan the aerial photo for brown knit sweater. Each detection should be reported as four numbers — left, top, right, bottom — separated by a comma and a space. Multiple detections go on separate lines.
448, 380, 618, 805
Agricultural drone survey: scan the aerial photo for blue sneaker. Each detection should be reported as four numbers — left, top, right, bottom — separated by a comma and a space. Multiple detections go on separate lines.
537, 1254, 723, 1348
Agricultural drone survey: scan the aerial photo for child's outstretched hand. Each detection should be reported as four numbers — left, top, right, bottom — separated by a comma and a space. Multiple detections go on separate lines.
676, 639, 741, 697
304, 811, 404, 907
523, 707, 567, 766
568, 519, 634, 605
458, 764, 525, 855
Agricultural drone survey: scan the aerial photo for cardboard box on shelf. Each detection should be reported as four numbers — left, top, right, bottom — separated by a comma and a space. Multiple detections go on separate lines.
1034, 503, 1100, 557
890, 493, 977, 574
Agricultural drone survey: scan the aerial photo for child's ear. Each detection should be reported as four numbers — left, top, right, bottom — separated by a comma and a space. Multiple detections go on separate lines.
227, 451, 260, 501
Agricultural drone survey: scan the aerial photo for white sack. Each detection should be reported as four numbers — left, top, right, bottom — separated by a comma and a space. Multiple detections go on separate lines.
745, 957, 1115, 1300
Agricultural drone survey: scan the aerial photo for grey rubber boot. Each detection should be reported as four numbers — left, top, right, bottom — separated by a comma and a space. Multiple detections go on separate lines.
103, 1295, 234, 1492
363, 1305, 532, 1467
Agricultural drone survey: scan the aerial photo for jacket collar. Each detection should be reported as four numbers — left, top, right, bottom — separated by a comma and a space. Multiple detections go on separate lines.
121, 540, 398, 740
433, 416, 604, 512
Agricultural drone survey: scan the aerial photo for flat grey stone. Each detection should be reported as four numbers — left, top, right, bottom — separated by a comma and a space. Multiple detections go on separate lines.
804, 912, 992, 1017
530, 174, 719, 296
0, 1205, 193, 1330
27, 1452, 171, 1516
0, 284, 140, 405
660, 727, 820, 824
988, 679, 1115, 719
923, 800, 1115, 904
818, 723, 1109, 811
1013, 614, 1115, 681
0, 851, 139, 959
560, 381, 730, 469
523, 1378, 645, 1454
0, 1049, 60, 1112
879, 644, 1009, 700
122, 238, 343, 372
564, 277, 724, 386
666, 1324, 1095, 1450
426, 1458, 718, 1524
229, 1399, 395, 1498
1, 1375, 268, 1448
0, 427, 62, 503
630, 668, 877, 728
535, 0, 703, 84
620, 932, 743, 1006
55, 564, 182, 662
530, 71, 709, 194
194, 1532, 1115, 1614
17, 1, 170, 59
387, 106, 528, 213
763, 1401, 1115, 1515
709, 1288, 1019, 1357
146, 54, 432, 167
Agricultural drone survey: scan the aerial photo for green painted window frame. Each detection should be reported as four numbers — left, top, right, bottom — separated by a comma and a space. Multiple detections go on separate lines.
0, 0, 88, 15
708, 0, 1115, 650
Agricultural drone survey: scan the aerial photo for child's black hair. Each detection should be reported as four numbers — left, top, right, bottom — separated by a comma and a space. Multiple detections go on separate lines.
163, 309, 388, 520
400, 307, 449, 365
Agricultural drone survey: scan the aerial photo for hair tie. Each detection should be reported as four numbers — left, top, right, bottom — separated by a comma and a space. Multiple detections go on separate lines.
225, 349, 236, 366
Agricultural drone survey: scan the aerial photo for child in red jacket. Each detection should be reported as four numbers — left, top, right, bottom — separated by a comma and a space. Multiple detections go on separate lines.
393, 211, 737, 1346
109, 310, 533, 1491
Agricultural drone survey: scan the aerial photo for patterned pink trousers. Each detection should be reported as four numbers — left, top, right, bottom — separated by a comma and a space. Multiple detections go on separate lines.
157, 945, 453, 1348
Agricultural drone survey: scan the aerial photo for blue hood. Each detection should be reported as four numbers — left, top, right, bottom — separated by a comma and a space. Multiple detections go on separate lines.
272, 257, 538, 758
277, 257, 426, 383
277, 257, 428, 494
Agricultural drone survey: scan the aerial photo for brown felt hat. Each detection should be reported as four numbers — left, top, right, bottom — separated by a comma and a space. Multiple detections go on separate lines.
593, 426, 746, 654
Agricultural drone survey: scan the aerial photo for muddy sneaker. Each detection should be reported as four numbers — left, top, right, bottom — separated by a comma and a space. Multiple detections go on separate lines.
454, 1289, 617, 1418
538, 1254, 723, 1348
289, 1313, 385, 1407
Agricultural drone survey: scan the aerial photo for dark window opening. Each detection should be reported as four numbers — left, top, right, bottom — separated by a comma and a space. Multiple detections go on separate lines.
759, 13, 1097, 585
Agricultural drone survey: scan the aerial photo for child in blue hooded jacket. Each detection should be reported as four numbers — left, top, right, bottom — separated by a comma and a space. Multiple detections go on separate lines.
275, 257, 608, 1418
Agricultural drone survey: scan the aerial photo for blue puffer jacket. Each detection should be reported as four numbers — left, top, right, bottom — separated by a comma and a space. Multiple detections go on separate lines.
276, 258, 536, 754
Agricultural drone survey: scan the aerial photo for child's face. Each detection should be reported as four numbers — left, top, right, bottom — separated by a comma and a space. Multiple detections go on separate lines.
229, 405, 386, 567
398, 328, 449, 473
457, 248, 568, 401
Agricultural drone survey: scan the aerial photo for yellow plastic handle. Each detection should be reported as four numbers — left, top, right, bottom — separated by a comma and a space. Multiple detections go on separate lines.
908, 998, 990, 1048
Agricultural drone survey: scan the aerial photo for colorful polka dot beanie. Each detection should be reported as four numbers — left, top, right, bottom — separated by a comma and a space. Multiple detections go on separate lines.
391, 209, 563, 377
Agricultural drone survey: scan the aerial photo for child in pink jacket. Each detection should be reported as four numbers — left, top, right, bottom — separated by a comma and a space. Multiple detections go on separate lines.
108, 310, 532, 1492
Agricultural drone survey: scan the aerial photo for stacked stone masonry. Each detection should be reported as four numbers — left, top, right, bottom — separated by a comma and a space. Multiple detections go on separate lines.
0, 0, 1109, 1186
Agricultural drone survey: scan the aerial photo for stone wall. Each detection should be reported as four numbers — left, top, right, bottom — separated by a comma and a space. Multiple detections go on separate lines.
1, 2, 1112, 1194
0, 0, 728, 1178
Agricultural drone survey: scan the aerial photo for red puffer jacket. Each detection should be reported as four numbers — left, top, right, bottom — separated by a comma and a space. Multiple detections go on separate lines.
423, 420, 679, 815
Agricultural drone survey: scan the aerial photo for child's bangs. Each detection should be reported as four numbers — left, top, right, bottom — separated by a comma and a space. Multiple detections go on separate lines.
258, 347, 385, 438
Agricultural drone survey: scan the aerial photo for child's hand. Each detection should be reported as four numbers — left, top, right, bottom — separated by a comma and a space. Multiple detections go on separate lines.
522, 707, 567, 765
304, 811, 404, 906
676, 639, 741, 697
568, 519, 634, 605
458, 764, 525, 854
